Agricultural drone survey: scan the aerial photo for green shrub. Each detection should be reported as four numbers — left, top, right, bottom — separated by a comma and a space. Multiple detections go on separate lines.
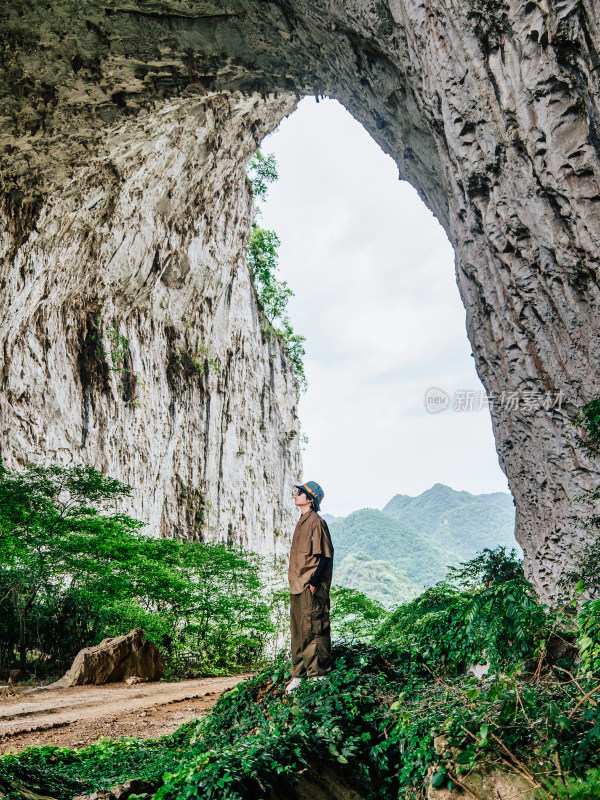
553, 768, 600, 800
6, 624, 598, 800
578, 597, 600, 674
377, 547, 549, 674
330, 586, 390, 644
6, 545, 600, 800
0, 728, 194, 800
0, 463, 279, 677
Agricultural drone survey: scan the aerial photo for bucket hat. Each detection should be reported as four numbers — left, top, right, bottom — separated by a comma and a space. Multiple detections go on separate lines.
294, 481, 324, 511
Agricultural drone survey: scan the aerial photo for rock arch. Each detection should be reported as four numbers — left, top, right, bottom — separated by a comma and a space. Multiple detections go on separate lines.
1, 1, 599, 598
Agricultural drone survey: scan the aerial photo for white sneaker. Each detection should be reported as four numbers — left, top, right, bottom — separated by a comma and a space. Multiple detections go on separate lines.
310, 675, 327, 682
285, 677, 303, 694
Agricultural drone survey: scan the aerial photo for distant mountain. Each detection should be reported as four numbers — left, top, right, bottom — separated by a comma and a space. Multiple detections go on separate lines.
321, 513, 339, 524
329, 507, 453, 591
331, 484, 518, 608
382, 483, 518, 560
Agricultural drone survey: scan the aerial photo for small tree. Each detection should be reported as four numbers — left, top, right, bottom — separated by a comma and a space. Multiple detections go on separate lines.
330, 586, 389, 644
375, 548, 548, 675
0, 462, 142, 671
246, 150, 307, 391
246, 150, 278, 203
0, 462, 281, 676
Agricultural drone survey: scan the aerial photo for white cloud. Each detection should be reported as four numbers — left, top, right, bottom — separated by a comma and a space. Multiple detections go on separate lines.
258, 97, 510, 517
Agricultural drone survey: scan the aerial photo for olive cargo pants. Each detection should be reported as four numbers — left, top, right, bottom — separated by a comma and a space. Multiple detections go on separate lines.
290, 584, 332, 677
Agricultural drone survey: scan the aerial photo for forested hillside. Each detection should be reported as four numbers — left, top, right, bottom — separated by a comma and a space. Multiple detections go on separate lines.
334, 553, 420, 607
383, 483, 517, 555
331, 484, 518, 605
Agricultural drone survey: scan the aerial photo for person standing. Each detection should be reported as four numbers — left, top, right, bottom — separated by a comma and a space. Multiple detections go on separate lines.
286, 480, 334, 693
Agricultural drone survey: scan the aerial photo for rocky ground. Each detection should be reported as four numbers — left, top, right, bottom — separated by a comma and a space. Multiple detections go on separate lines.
0, 675, 252, 753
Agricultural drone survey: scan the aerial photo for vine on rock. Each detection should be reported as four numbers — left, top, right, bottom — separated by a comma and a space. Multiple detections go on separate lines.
246, 150, 307, 391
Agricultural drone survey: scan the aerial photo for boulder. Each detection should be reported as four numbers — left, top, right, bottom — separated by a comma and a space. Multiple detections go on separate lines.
58, 629, 164, 687
426, 763, 536, 800
428, 737, 538, 800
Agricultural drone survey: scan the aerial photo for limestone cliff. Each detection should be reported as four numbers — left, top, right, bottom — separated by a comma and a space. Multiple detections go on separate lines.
1, 0, 600, 594
0, 89, 303, 554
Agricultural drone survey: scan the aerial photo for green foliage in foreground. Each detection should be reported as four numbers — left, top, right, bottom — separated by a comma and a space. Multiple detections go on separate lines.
3, 642, 600, 800
376, 547, 545, 674
0, 726, 194, 800
4, 550, 600, 800
0, 463, 279, 677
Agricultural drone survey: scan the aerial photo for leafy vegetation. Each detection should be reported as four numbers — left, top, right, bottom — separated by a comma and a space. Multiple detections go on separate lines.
4, 406, 600, 798
245, 149, 278, 203
0, 728, 193, 799
376, 547, 548, 675
0, 462, 142, 672
89, 317, 145, 407
578, 597, 600, 673
3, 549, 600, 800
383, 483, 518, 558
175, 340, 220, 376
330, 585, 389, 643
246, 150, 307, 390
0, 463, 281, 677
334, 552, 420, 608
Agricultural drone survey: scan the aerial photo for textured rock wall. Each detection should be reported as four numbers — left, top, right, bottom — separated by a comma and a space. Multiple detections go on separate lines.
2, 0, 600, 595
0, 89, 302, 555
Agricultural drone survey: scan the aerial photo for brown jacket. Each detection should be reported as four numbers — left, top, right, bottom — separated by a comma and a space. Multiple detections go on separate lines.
288, 509, 334, 594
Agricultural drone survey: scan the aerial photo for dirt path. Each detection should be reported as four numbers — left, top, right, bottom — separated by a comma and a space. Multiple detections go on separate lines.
0, 674, 252, 753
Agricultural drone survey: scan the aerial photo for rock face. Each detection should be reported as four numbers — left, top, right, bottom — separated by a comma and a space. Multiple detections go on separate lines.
0, 87, 302, 556
1, 1, 600, 595
426, 765, 535, 800
58, 629, 164, 686
428, 737, 536, 800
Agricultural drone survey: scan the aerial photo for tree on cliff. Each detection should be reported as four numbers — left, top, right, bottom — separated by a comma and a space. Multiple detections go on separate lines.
246, 150, 307, 390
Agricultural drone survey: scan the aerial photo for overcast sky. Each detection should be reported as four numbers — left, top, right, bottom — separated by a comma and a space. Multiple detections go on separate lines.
258, 97, 510, 518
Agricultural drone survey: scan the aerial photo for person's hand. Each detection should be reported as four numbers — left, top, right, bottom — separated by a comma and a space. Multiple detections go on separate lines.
309, 584, 316, 594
